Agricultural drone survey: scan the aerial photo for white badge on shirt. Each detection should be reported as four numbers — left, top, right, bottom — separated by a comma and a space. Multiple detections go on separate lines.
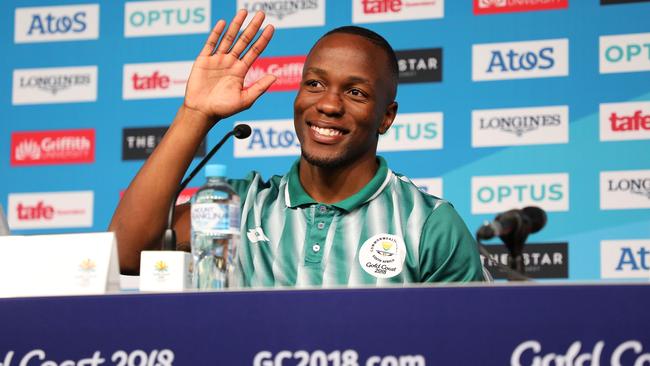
358, 233, 406, 279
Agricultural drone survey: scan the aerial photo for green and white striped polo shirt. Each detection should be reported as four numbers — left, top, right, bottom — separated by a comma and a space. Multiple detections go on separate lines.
228, 156, 483, 288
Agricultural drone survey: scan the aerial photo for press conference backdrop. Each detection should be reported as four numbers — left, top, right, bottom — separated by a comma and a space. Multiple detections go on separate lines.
2, 0, 649, 281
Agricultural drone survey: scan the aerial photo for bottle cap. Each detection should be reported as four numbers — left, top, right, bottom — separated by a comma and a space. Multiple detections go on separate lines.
205, 164, 227, 178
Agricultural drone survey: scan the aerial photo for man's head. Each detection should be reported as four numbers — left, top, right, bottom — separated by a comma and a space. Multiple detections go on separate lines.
293, 26, 399, 169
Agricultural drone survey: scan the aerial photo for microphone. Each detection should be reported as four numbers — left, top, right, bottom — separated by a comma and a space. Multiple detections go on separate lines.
476, 206, 547, 242
161, 124, 252, 250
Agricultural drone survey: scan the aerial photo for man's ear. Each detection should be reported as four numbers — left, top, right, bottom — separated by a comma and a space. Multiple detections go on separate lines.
378, 101, 398, 135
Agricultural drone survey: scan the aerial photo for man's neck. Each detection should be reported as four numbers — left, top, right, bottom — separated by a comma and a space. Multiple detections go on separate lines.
298, 154, 378, 204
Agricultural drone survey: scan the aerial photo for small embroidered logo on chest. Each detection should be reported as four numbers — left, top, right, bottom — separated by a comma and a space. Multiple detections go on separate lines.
358, 233, 407, 278
247, 227, 270, 243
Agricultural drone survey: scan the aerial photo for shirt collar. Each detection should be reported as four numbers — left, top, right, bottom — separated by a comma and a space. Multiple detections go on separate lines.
285, 156, 391, 212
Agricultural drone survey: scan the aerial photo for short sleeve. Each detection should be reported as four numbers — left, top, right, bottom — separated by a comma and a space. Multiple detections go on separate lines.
418, 201, 484, 282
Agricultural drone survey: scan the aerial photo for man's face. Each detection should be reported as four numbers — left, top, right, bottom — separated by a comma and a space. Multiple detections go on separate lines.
293, 33, 397, 169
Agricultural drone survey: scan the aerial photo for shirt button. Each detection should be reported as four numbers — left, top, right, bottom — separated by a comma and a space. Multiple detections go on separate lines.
317, 222, 325, 229
319, 205, 327, 213
312, 244, 321, 253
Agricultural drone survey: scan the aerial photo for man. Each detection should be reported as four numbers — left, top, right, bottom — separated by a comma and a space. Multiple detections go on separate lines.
110, 10, 484, 285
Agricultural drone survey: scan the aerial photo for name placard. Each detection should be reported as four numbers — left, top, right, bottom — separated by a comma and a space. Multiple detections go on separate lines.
0, 232, 119, 298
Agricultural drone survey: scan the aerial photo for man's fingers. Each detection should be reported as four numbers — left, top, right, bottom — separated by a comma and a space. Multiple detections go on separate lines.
242, 74, 277, 107
241, 25, 274, 67
229, 11, 265, 58
199, 20, 226, 56
215, 9, 248, 54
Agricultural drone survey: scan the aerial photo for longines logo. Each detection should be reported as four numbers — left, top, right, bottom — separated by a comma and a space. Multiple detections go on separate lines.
122, 126, 206, 160
472, 105, 569, 147
600, 101, 650, 141
600, 170, 650, 210
395, 48, 442, 84
481, 242, 569, 279
13, 66, 98, 105
238, 0, 324, 28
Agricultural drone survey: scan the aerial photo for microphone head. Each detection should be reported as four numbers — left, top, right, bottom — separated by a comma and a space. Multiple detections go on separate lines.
233, 124, 252, 139
522, 206, 547, 233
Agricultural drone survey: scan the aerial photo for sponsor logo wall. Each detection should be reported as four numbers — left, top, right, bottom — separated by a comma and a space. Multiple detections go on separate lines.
2, 1, 649, 282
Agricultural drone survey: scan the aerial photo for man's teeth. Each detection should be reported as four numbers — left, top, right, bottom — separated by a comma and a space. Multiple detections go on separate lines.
311, 125, 342, 137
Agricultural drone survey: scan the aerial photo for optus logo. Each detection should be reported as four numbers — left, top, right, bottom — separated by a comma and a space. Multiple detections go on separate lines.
471, 173, 569, 214
15, 4, 99, 43
600, 32, 650, 74
124, 0, 210, 38
379, 112, 443, 151
473, 39, 569, 81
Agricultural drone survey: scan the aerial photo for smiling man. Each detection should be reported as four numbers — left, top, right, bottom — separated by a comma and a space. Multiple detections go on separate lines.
110, 10, 484, 286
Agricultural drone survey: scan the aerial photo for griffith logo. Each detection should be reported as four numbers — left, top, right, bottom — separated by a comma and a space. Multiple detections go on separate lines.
600, 101, 650, 141
11, 129, 95, 166
244, 55, 306, 92
474, 0, 568, 15
123, 61, 192, 100
7, 191, 94, 230
353, 0, 444, 24
600, 170, 650, 210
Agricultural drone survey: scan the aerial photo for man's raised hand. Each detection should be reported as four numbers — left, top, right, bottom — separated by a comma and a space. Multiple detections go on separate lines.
183, 10, 276, 122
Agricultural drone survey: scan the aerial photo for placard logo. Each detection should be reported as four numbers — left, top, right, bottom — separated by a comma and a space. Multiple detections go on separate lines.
396, 48, 442, 84
600, 32, 650, 74
472, 38, 569, 81
238, 0, 325, 29
11, 129, 95, 166
14, 4, 99, 43
474, 0, 568, 15
410, 177, 443, 198
601, 239, 650, 279
378, 112, 443, 151
472, 105, 569, 147
122, 126, 206, 160
481, 242, 568, 279
244, 55, 306, 92
352, 0, 444, 24
600, 101, 650, 141
472, 173, 569, 214
123, 61, 192, 100
8, 191, 94, 230
600, 170, 650, 210
13, 66, 98, 105
124, 0, 210, 38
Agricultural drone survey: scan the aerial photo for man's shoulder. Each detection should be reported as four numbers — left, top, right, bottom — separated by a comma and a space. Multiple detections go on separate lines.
389, 171, 448, 210
227, 170, 287, 198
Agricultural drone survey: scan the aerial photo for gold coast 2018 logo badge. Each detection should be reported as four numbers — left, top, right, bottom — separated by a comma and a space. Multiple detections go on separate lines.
358, 234, 406, 279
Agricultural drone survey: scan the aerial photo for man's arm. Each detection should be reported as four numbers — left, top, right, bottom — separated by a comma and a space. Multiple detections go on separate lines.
109, 10, 277, 274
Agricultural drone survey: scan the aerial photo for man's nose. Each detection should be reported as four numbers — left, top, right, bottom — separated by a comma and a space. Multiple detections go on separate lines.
315, 90, 344, 116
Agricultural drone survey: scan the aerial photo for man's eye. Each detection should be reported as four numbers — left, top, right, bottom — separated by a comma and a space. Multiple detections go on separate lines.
305, 80, 322, 88
348, 88, 366, 97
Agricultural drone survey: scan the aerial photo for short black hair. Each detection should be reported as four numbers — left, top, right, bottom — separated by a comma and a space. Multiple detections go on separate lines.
318, 26, 398, 100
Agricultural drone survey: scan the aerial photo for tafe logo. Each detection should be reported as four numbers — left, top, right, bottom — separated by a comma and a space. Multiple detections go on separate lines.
472, 105, 569, 147
124, 0, 210, 38
11, 129, 95, 166
600, 100, 650, 141
473, 38, 569, 81
123, 61, 192, 100
472, 173, 569, 214
474, 0, 568, 15
238, 0, 325, 29
15, 4, 99, 43
13, 66, 98, 105
601, 239, 650, 279
7, 191, 94, 229
353, 0, 444, 24
600, 33, 650, 74
600, 169, 650, 210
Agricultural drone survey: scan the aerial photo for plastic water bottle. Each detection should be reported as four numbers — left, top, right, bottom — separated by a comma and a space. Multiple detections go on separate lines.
190, 164, 240, 290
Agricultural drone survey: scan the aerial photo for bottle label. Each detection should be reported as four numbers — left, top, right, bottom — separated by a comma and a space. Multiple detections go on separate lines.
191, 203, 231, 232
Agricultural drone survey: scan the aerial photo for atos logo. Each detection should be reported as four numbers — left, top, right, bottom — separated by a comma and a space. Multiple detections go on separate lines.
600, 101, 650, 141
7, 191, 94, 230
379, 112, 443, 151
234, 119, 301, 158
600, 32, 650, 74
601, 240, 650, 279
15, 4, 99, 43
125, 0, 211, 38
123, 61, 192, 100
473, 39, 569, 81
600, 170, 650, 210
472, 173, 569, 214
